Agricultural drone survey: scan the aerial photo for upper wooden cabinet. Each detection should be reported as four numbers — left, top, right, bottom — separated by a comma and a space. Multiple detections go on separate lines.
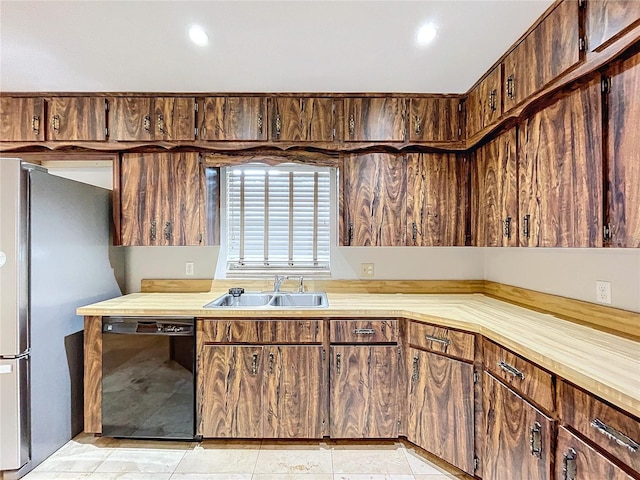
606, 52, 640, 247
503, 0, 581, 113
110, 97, 195, 141
198, 96, 266, 141
518, 77, 603, 247
406, 153, 469, 246
466, 66, 502, 138
270, 97, 336, 142
47, 97, 107, 141
587, 0, 640, 52
408, 97, 461, 142
472, 128, 518, 247
344, 97, 405, 142
0, 97, 45, 142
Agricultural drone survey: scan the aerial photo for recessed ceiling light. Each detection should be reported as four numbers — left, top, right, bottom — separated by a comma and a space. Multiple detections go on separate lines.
416, 23, 438, 47
189, 25, 209, 46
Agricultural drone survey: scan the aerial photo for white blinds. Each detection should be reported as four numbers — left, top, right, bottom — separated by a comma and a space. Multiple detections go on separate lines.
226, 163, 331, 272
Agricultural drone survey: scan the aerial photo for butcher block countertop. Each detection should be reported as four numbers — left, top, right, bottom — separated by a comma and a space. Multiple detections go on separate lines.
78, 291, 640, 419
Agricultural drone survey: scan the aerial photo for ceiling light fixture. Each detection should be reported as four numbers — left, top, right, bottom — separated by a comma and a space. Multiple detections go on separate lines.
416, 23, 438, 47
189, 25, 209, 46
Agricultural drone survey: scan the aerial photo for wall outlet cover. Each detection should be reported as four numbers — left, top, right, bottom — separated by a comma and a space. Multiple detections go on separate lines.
186, 262, 195, 276
596, 280, 611, 305
360, 263, 374, 279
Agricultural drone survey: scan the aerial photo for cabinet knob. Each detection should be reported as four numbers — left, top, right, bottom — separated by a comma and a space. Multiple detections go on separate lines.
150, 221, 157, 241
157, 115, 166, 134
489, 89, 497, 111
32, 116, 40, 135
413, 115, 421, 135
506, 75, 515, 100
257, 113, 263, 135
529, 422, 542, 458
412, 355, 419, 381
164, 221, 172, 241
143, 115, 151, 133
275, 114, 281, 137
503, 217, 512, 239
348, 114, 355, 136
590, 418, 639, 452
251, 353, 259, 376
522, 214, 530, 239
562, 448, 577, 480
268, 352, 274, 374
347, 222, 354, 246
336, 353, 341, 374
411, 222, 418, 244
51, 115, 60, 133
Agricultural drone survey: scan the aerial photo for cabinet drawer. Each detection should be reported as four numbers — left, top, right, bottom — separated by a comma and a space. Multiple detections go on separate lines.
330, 319, 397, 343
199, 320, 261, 343
409, 322, 474, 361
262, 320, 324, 344
559, 381, 640, 475
484, 340, 554, 412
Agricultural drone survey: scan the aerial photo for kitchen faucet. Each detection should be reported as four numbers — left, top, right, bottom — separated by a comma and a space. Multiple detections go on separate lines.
273, 274, 286, 292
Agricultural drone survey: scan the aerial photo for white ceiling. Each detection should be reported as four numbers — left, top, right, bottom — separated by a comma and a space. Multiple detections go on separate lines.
0, 0, 554, 94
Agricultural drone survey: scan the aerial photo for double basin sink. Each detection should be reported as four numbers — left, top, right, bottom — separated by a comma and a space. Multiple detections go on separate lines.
204, 291, 329, 308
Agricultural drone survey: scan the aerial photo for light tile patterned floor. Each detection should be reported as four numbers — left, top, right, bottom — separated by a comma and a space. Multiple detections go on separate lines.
22, 434, 469, 480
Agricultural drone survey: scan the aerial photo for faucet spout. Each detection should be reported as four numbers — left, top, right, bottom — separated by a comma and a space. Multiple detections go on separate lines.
273, 274, 286, 292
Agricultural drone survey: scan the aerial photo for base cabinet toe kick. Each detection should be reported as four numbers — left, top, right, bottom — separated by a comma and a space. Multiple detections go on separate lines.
84, 315, 640, 480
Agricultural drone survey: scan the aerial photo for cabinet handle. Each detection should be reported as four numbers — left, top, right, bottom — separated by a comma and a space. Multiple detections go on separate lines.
522, 214, 530, 239
268, 352, 274, 374
275, 114, 281, 137
32, 116, 40, 135
530, 422, 542, 458
348, 114, 355, 136
503, 216, 512, 239
51, 115, 60, 133
143, 115, 151, 133
157, 115, 166, 134
336, 353, 341, 374
257, 113, 263, 135
506, 75, 515, 99
348, 222, 354, 246
412, 355, 419, 381
411, 222, 418, 244
150, 221, 157, 241
590, 418, 639, 452
562, 448, 577, 480
498, 360, 525, 380
251, 353, 259, 375
164, 221, 172, 241
413, 115, 421, 135
489, 89, 497, 111
425, 334, 451, 346
354, 328, 375, 335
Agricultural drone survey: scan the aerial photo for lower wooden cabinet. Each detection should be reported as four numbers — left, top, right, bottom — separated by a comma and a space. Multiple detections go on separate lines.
407, 347, 475, 475
330, 345, 400, 438
483, 372, 553, 480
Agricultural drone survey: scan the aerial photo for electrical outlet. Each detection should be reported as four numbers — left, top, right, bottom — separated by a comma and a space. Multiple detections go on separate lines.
185, 262, 194, 276
596, 281, 611, 304
360, 263, 374, 278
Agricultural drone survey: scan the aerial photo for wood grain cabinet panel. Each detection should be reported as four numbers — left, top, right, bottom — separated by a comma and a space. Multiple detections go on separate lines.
199, 319, 262, 344
483, 373, 553, 480
587, 0, 640, 52
408, 322, 474, 361
407, 348, 475, 475
518, 77, 603, 247
556, 426, 636, 480
606, 52, 640, 247
342, 152, 407, 246
46, 97, 106, 141
108, 97, 153, 141
344, 97, 405, 142
271, 97, 335, 142
262, 320, 323, 344
0, 97, 45, 141
330, 345, 399, 438
330, 319, 397, 343
198, 96, 266, 141
153, 97, 195, 141
408, 97, 460, 142
406, 153, 468, 246
472, 128, 518, 247
466, 66, 502, 138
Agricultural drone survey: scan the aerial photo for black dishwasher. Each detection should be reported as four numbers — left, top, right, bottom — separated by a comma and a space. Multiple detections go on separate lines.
102, 317, 195, 440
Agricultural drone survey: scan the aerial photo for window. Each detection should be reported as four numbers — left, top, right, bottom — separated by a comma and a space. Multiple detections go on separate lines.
226, 163, 331, 274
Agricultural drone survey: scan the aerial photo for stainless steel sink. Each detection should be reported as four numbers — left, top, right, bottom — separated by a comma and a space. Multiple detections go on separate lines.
203, 291, 328, 308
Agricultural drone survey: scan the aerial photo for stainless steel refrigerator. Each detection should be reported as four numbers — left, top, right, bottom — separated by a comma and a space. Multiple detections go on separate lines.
0, 159, 122, 478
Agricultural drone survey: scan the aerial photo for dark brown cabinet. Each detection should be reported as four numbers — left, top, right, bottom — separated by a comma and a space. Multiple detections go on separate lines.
342, 152, 407, 246
110, 97, 195, 141
586, 0, 640, 52
408, 97, 460, 142
270, 97, 336, 142
0, 97, 45, 141
120, 152, 204, 246
406, 153, 468, 246
344, 97, 405, 142
47, 97, 107, 141
472, 128, 518, 247
466, 66, 502, 138
606, 52, 640, 247
198, 96, 266, 141
518, 77, 603, 247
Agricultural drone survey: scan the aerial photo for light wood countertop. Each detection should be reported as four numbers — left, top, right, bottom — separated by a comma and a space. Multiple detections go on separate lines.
77, 291, 640, 418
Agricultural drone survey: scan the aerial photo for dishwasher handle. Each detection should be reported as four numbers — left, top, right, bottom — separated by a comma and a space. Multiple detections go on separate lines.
102, 317, 194, 336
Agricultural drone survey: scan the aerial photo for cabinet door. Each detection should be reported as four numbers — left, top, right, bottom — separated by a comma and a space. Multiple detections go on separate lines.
407, 348, 475, 475
109, 97, 153, 141
0, 97, 45, 141
153, 97, 195, 141
503, 37, 534, 113
264, 346, 323, 439
271, 97, 335, 142
406, 153, 468, 246
467, 66, 501, 137
163, 152, 203, 246
518, 77, 602, 247
556, 427, 635, 480
472, 128, 518, 247
607, 53, 640, 247
342, 153, 406, 246
587, 0, 640, 52
198, 96, 266, 141
408, 97, 460, 142
330, 345, 399, 438
198, 345, 263, 438
483, 373, 553, 480
344, 97, 405, 142
47, 97, 106, 141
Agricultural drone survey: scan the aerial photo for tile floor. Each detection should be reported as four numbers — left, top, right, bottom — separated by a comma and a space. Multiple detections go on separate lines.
22, 434, 470, 480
